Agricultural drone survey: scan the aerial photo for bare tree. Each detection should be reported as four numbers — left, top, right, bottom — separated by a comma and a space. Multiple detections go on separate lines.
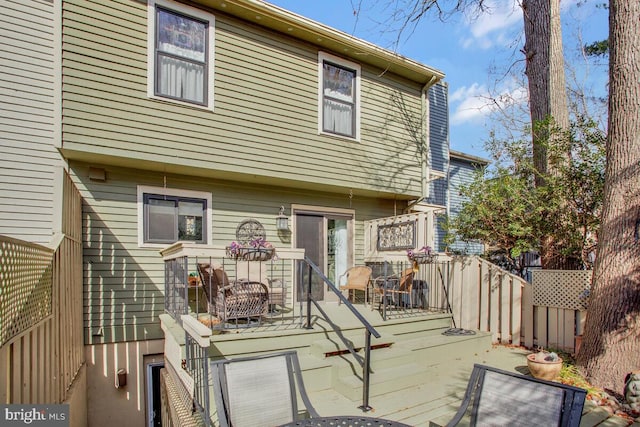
577, 0, 640, 394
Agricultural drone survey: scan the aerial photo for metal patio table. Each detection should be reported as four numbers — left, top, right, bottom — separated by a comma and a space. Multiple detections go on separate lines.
279, 415, 412, 426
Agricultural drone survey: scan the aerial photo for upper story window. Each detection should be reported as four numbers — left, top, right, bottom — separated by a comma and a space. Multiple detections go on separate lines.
147, 0, 215, 109
318, 52, 361, 140
137, 186, 212, 247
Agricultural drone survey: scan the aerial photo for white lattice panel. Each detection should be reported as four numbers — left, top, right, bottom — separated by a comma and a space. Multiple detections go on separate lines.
0, 237, 53, 346
531, 270, 592, 310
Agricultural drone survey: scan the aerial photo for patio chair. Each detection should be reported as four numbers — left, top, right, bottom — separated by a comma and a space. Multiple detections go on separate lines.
436, 364, 586, 427
236, 261, 287, 311
338, 266, 372, 306
197, 263, 269, 323
210, 350, 319, 427
371, 267, 415, 311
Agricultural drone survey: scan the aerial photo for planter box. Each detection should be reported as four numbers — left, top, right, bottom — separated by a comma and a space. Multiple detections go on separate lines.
226, 247, 275, 261
407, 253, 436, 264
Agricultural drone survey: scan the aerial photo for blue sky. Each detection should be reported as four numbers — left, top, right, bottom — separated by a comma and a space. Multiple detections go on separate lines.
267, 0, 609, 160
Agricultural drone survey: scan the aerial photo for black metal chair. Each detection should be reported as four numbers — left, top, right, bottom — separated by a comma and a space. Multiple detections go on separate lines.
210, 350, 319, 427
438, 364, 587, 427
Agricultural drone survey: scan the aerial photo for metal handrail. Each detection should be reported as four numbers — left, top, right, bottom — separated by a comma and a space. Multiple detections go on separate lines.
300, 256, 381, 412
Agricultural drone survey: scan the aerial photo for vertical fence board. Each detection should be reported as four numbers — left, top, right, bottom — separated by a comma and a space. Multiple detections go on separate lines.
37, 326, 45, 403
12, 341, 21, 403
548, 308, 560, 349
0, 343, 7, 403
562, 309, 575, 351
523, 283, 534, 348
489, 266, 500, 342
499, 273, 510, 343
463, 259, 478, 331
535, 306, 548, 348
478, 261, 490, 332
45, 319, 52, 403
511, 279, 523, 346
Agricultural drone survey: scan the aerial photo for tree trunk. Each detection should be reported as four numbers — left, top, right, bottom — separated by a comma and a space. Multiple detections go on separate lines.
577, 0, 640, 394
522, 0, 569, 269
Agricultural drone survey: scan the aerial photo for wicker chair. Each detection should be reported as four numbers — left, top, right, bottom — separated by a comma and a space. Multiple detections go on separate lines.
236, 261, 287, 310
337, 266, 372, 306
197, 263, 268, 323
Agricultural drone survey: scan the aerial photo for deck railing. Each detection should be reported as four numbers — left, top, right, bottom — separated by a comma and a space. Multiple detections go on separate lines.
161, 245, 391, 413
162, 248, 298, 330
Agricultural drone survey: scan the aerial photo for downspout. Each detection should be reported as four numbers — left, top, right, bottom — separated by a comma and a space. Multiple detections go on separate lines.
407, 75, 438, 211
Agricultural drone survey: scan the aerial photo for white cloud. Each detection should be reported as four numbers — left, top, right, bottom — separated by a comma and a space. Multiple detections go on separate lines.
460, 0, 522, 50
450, 82, 528, 125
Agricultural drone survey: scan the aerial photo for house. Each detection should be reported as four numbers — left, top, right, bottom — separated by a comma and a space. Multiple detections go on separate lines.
1, 0, 493, 425
441, 150, 489, 254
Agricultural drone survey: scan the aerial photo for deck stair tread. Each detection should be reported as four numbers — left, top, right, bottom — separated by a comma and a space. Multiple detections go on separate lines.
309, 332, 396, 358
326, 345, 416, 373
394, 329, 492, 350
372, 314, 453, 338
334, 361, 430, 400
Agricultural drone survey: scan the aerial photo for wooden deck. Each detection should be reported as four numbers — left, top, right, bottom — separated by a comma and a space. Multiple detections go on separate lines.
170, 302, 639, 426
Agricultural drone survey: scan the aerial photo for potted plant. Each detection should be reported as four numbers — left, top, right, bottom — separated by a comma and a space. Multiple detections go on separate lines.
226, 238, 276, 261
526, 350, 563, 381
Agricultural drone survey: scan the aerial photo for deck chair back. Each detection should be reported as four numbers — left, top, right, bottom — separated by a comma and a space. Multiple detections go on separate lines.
443, 364, 586, 427
339, 266, 372, 291
210, 350, 318, 427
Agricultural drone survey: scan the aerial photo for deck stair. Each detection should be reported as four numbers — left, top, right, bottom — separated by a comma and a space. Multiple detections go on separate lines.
297, 313, 492, 402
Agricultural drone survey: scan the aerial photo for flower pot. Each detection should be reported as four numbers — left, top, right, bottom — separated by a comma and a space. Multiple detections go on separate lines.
526, 353, 563, 381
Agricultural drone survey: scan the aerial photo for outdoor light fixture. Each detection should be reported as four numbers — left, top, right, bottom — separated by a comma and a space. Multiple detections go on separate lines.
115, 368, 127, 389
276, 206, 289, 231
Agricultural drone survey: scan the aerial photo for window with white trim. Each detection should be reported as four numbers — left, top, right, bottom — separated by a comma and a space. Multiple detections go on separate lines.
318, 52, 361, 139
137, 186, 212, 247
147, 0, 214, 109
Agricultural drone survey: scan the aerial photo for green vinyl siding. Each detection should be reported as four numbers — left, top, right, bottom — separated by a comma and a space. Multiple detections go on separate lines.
73, 161, 396, 344
61, 0, 427, 199
0, 0, 60, 244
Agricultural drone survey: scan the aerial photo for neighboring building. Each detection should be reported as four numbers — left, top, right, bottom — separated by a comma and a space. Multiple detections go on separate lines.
0, 0, 488, 425
441, 150, 489, 254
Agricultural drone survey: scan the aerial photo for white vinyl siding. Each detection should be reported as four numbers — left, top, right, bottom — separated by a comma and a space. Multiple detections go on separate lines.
63, 0, 429, 200
75, 163, 397, 343
0, 0, 60, 244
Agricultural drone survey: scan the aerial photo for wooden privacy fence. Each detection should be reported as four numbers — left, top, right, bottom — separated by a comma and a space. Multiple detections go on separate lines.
446, 257, 590, 353
0, 171, 84, 404
447, 256, 529, 346
529, 270, 591, 352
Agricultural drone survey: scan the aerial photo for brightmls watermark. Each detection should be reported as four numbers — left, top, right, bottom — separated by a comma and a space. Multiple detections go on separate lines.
1, 405, 69, 426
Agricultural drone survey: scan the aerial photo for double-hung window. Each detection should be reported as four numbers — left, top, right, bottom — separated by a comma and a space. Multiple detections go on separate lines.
138, 186, 212, 246
318, 52, 361, 139
148, 0, 214, 109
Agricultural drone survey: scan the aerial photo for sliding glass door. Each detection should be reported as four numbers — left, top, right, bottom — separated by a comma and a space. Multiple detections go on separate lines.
295, 208, 353, 302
